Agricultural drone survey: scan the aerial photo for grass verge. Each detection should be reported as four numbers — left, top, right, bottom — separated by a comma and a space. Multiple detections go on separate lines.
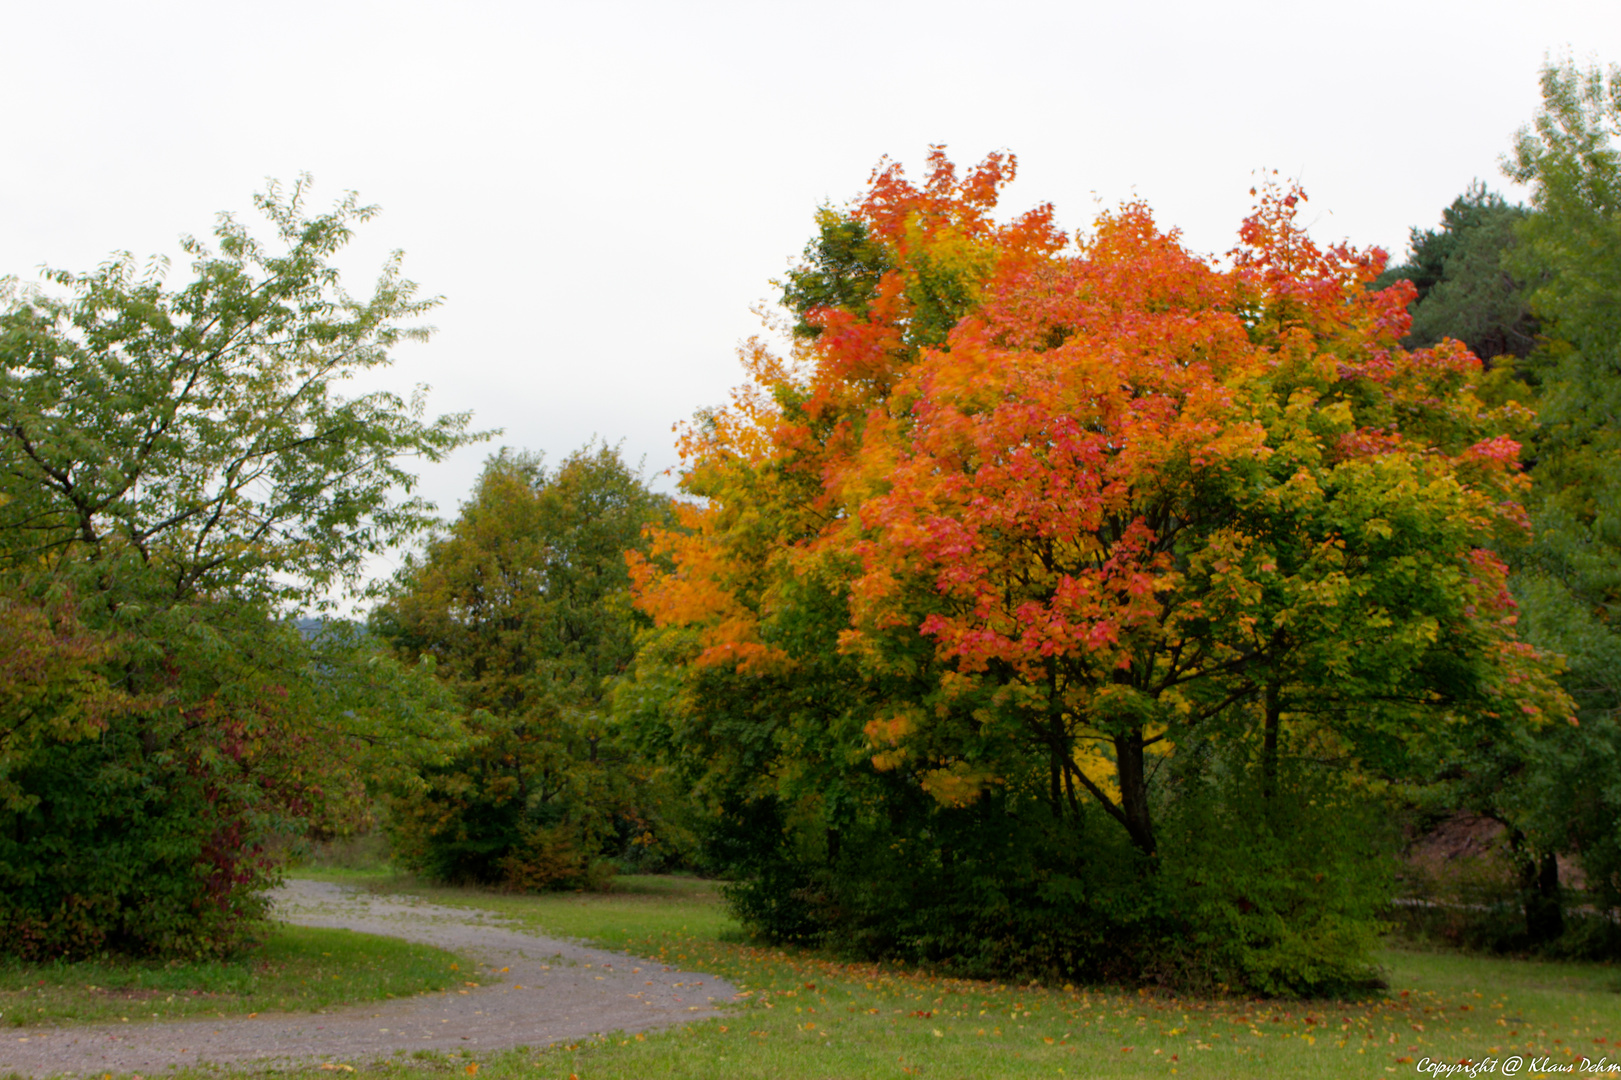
0, 923, 472, 1028
170, 872, 1616, 1080
56, 870, 1621, 1078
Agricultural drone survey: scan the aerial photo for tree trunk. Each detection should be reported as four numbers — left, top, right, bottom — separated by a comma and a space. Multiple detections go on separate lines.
1046, 660, 1066, 821
1261, 680, 1281, 802
1062, 758, 1084, 823
1049, 745, 1064, 821
1523, 850, 1564, 944
1114, 731, 1156, 856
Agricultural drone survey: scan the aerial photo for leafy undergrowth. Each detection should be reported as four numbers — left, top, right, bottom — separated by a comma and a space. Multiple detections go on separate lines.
122, 874, 1621, 1078
0, 924, 473, 1028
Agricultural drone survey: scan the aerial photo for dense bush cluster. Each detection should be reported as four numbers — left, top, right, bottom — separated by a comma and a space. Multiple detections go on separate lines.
716, 757, 1392, 995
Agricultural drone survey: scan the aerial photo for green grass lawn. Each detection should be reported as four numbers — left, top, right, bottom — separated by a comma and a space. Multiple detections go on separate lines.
0, 923, 474, 1028
320, 868, 738, 947
154, 869, 1617, 1080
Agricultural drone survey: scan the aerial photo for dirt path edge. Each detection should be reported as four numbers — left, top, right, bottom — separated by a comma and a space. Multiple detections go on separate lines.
0, 879, 740, 1077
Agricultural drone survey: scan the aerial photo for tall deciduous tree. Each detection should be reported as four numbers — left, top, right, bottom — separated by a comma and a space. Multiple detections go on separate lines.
626, 151, 1568, 992
840, 185, 1555, 858
1507, 58, 1621, 645
374, 443, 674, 888
0, 179, 478, 957
1497, 57, 1621, 933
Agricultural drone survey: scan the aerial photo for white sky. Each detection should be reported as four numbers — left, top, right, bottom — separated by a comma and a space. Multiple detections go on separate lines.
3, 0, 1615, 589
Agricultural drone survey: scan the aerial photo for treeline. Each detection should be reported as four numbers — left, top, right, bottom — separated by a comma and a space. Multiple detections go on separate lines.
1, 60, 1617, 995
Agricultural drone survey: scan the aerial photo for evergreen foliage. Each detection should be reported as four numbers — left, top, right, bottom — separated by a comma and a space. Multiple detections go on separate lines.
1376, 182, 1536, 362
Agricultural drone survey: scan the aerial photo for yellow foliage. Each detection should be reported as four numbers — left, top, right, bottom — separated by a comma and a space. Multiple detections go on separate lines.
918, 762, 999, 807
1072, 743, 1120, 805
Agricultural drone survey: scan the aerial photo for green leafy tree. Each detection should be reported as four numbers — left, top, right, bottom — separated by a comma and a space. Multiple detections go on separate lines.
780, 209, 893, 340
1376, 182, 1537, 362
373, 443, 675, 889
0, 179, 479, 958
1497, 58, 1621, 939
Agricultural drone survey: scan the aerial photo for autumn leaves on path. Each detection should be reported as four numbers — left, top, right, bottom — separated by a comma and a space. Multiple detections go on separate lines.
0, 880, 739, 1076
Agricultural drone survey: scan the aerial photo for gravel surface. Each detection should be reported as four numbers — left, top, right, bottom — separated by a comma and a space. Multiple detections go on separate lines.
0, 879, 739, 1077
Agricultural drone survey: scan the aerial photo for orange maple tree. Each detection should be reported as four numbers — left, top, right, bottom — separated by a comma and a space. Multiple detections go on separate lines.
630, 151, 1565, 868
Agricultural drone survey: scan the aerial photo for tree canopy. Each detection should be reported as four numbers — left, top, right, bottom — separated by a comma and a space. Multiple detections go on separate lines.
621, 150, 1567, 992
374, 442, 675, 889
1375, 181, 1536, 363
1491, 58, 1621, 930
0, 180, 478, 957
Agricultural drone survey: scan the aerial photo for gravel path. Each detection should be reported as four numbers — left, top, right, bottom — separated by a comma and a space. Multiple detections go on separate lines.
0, 879, 739, 1077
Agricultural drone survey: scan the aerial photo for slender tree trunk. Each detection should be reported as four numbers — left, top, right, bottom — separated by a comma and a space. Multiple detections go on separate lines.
1523, 850, 1564, 944
1062, 759, 1084, 823
1114, 731, 1156, 857
1261, 680, 1281, 802
1509, 827, 1565, 945
1046, 660, 1065, 820
1049, 753, 1064, 820
513, 744, 529, 802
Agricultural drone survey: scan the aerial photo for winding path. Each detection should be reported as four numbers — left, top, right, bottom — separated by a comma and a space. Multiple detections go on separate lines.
0, 879, 739, 1077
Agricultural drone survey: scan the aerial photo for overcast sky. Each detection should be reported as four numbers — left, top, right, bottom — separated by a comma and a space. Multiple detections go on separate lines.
2, 0, 1615, 587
